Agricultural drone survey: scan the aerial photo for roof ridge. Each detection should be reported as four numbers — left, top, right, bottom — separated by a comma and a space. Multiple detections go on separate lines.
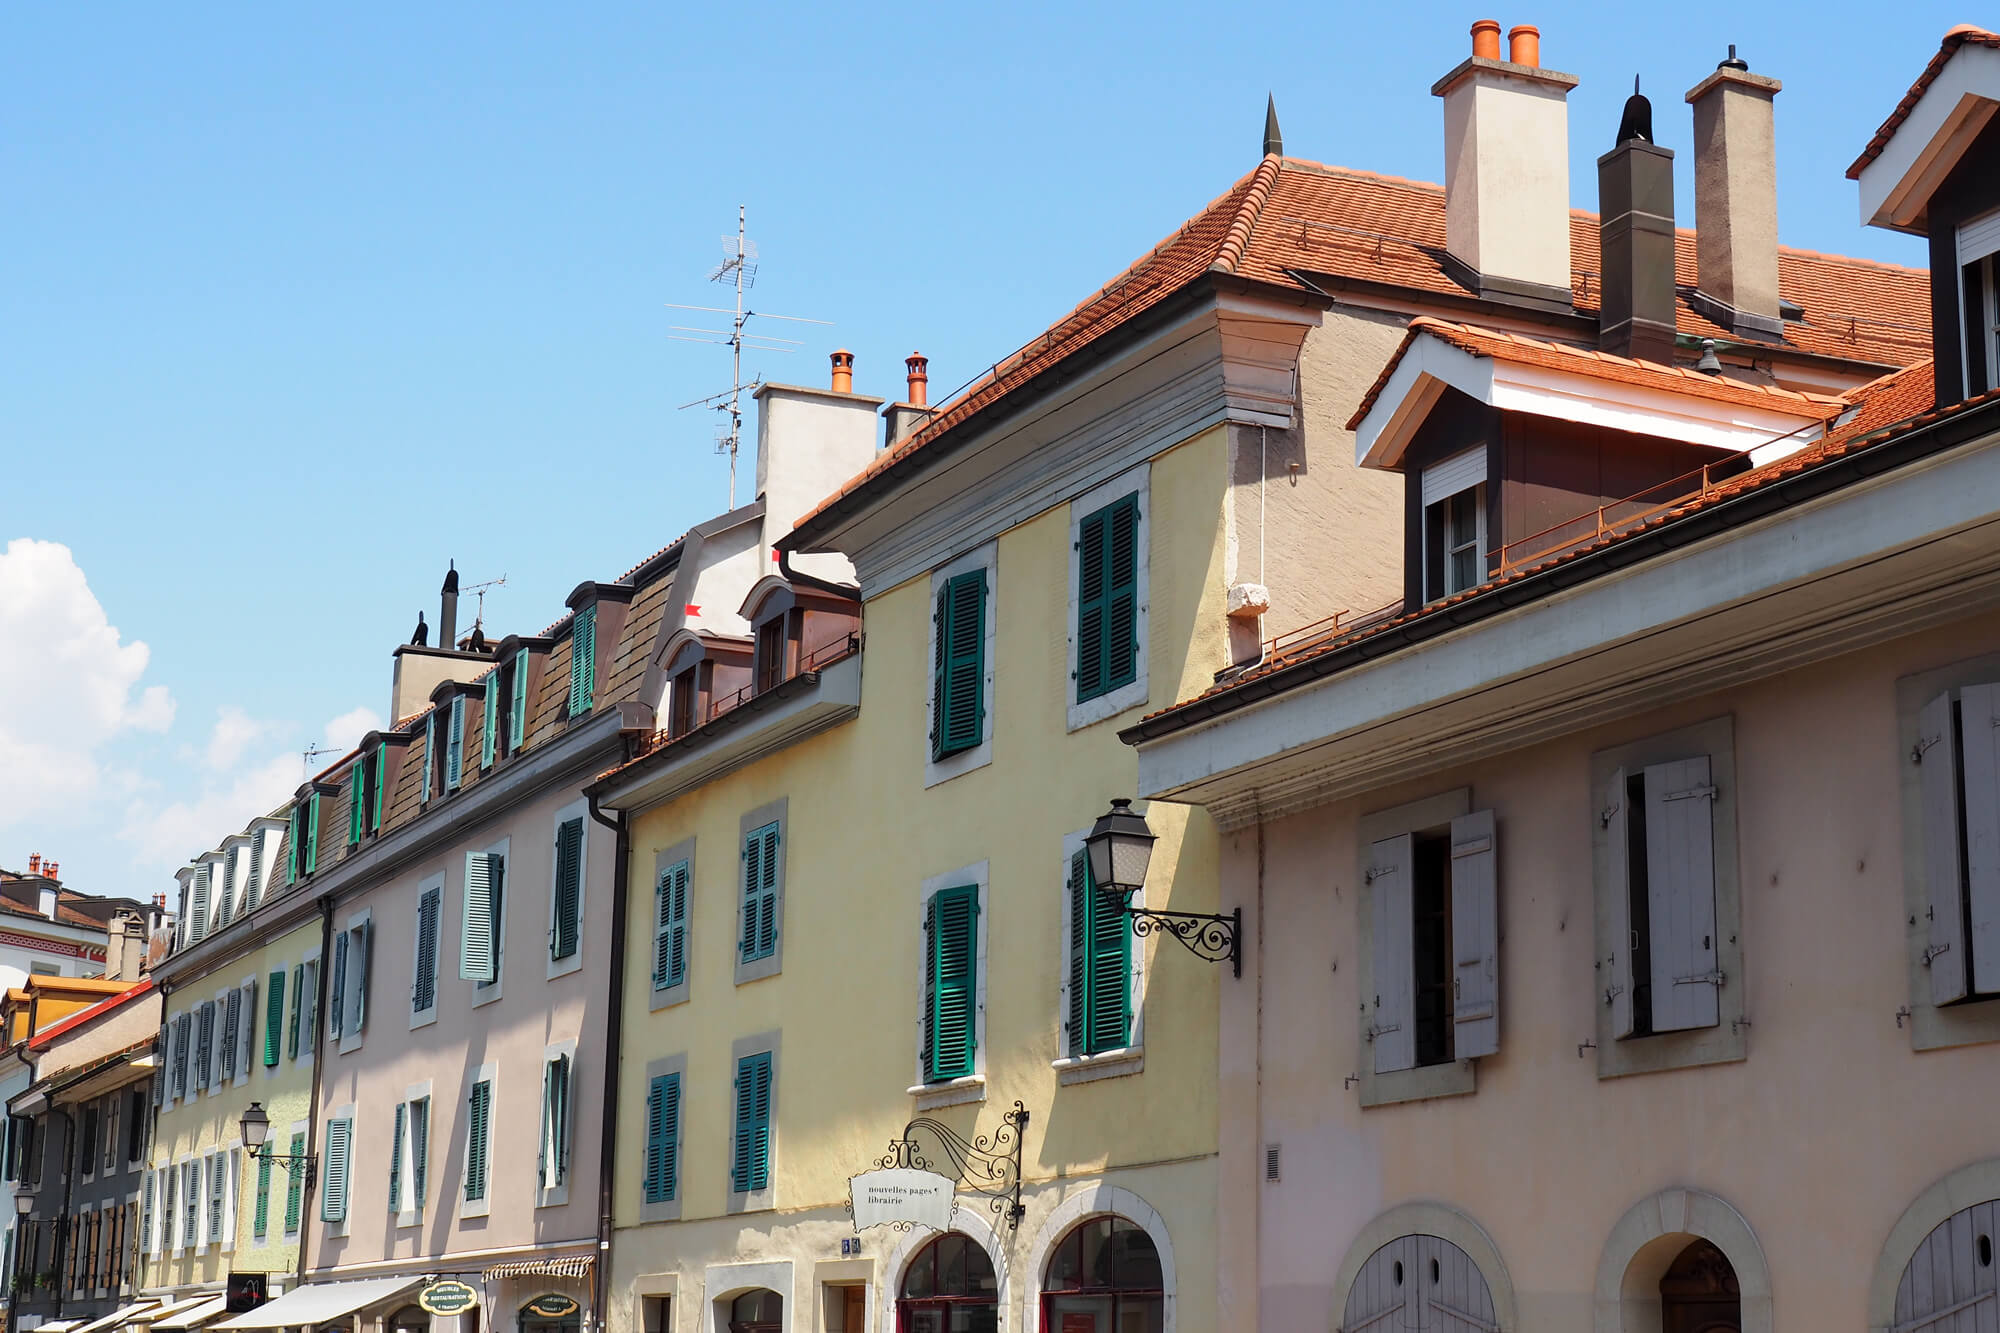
1211, 155, 1286, 275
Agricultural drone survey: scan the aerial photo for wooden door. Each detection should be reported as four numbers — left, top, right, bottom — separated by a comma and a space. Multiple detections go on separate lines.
1341, 1235, 1496, 1331
1893, 1202, 2000, 1333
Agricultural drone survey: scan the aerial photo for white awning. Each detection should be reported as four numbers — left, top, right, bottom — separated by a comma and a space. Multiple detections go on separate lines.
34, 1320, 84, 1333
68, 1301, 163, 1333
211, 1278, 420, 1330
133, 1299, 222, 1326
151, 1297, 230, 1331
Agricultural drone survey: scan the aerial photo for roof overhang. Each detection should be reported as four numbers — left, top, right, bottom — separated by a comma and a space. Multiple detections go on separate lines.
1354, 330, 1834, 471
1856, 41, 2000, 233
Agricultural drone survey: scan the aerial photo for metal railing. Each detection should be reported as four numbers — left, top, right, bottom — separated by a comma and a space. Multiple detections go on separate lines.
648, 629, 861, 755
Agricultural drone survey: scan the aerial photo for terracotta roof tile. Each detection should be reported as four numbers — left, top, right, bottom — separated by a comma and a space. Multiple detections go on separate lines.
1848, 26, 2000, 178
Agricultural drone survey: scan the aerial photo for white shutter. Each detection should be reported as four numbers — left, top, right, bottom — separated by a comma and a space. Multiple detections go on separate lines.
188, 869, 211, 944
1450, 810, 1500, 1059
462, 853, 496, 982
1960, 208, 2000, 268
1893, 1201, 2000, 1333
222, 1149, 238, 1253
1422, 446, 1487, 507
1643, 756, 1721, 1033
1368, 834, 1416, 1075
1921, 689, 1971, 1004
1603, 768, 1637, 1039
1959, 682, 2000, 993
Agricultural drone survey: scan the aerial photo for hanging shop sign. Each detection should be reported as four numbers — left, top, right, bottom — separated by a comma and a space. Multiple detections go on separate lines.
523, 1295, 580, 1320
419, 1282, 481, 1318
848, 1167, 958, 1234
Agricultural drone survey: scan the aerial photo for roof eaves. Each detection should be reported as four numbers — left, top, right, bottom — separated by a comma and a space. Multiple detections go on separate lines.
1848, 27, 2000, 178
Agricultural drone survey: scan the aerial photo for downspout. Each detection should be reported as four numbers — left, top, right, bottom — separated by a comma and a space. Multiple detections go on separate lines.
50, 1108, 74, 1320
775, 546, 862, 601
295, 897, 334, 1291
586, 794, 629, 1333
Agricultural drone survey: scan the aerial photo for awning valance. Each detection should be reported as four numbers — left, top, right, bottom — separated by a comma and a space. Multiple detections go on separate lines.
150, 1297, 230, 1331
484, 1256, 593, 1281
211, 1278, 420, 1330
68, 1300, 162, 1333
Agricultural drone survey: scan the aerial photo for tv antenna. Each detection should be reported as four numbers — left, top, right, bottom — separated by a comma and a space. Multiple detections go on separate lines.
466, 574, 507, 634
668, 205, 830, 507
302, 743, 341, 780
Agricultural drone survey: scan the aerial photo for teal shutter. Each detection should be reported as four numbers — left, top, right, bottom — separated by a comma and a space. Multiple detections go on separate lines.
263, 970, 284, 1067
320, 1120, 351, 1223
1068, 852, 1090, 1054
421, 714, 435, 803
465, 1080, 491, 1202
446, 695, 466, 790
414, 886, 441, 1011
482, 671, 499, 769
730, 1052, 772, 1193
411, 1098, 429, 1207
568, 606, 597, 716
654, 861, 689, 989
349, 764, 364, 845
552, 818, 584, 960
739, 823, 780, 961
931, 571, 986, 760
253, 1154, 271, 1239
370, 745, 386, 831
1074, 495, 1140, 703
283, 1133, 305, 1232
389, 1103, 405, 1211
286, 807, 301, 885
304, 794, 320, 875
643, 1073, 680, 1204
925, 885, 979, 1081
510, 650, 530, 750
1068, 850, 1132, 1055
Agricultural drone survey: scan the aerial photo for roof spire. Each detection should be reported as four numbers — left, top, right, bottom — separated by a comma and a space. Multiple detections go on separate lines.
1262, 93, 1284, 158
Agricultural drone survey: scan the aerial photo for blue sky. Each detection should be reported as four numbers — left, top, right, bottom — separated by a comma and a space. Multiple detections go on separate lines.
0, 2, 1966, 897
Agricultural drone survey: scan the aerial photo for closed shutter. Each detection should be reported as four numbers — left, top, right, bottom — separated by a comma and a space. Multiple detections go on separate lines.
283, 1133, 305, 1232
329, 931, 348, 1038
1603, 768, 1638, 1038
221, 989, 241, 1082
654, 860, 689, 990
237, 979, 256, 1077
284, 964, 302, 1060
189, 868, 211, 944
254, 1154, 272, 1240
421, 713, 435, 804
320, 1119, 351, 1223
1064, 850, 1131, 1057
511, 650, 530, 750
1369, 834, 1416, 1074
415, 887, 441, 1013
1923, 689, 1973, 1004
161, 1169, 175, 1254
1067, 852, 1090, 1055
349, 763, 365, 845
932, 571, 986, 760
246, 828, 265, 911
220, 853, 237, 927
552, 817, 584, 960
183, 1161, 198, 1246
740, 822, 780, 962
568, 606, 597, 716
304, 794, 320, 875
465, 1081, 491, 1202
1075, 496, 1140, 703
462, 853, 498, 982
195, 1003, 214, 1092
173, 1013, 191, 1097
482, 671, 499, 769
644, 1073, 680, 1205
731, 1052, 772, 1193
299, 959, 319, 1054
208, 1152, 225, 1243
1643, 756, 1721, 1032
925, 885, 980, 1081
446, 695, 466, 791
390, 1102, 406, 1212
1451, 810, 1501, 1060
1959, 683, 2000, 993
1893, 1201, 2000, 1333
264, 971, 285, 1067
140, 1171, 154, 1257
371, 744, 386, 831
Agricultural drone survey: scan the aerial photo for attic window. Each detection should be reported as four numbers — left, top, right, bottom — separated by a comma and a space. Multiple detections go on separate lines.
669, 663, 702, 739
1421, 447, 1489, 602
754, 616, 788, 694
1960, 209, 2000, 400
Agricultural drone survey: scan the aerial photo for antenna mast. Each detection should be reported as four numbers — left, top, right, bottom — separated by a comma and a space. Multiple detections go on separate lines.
669, 206, 830, 508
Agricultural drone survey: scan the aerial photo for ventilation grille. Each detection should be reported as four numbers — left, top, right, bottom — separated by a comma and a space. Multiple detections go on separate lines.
1264, 1143, 1281, 1183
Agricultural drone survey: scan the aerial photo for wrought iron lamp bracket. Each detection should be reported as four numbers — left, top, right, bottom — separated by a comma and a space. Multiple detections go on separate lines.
1123, 903, 1242, 977
246, 1143, 315, 1177
873, 1101, 1030, 1230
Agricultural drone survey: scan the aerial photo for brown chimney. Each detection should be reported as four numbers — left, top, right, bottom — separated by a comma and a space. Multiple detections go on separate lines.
1685, 48, 1783, 338
1470, 19, 1501, 60
1508, 24, 1540, 67
830, 349, 855, 394
905, 353, 929, 407
26, 853, 39, 874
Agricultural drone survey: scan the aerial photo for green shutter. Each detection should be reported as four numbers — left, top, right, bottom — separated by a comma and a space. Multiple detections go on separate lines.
739, 823, 780, 961
371, 745, 386, 831
644, 1073, 680, 1204
552, 818, 583, 960
421, 714, 435, 803
568, 605, 597, 717
1074, 494, 1140, 703
510, 649, 530, 750
446, 695, 465, 790
348, 764, 364, 846
389, 1103, 405, 1211
924, 885, 980, 1081
319, 1119, 350, 1223
304, 794, 320, 875
254, 1154, 272, 1240
654, 860, 689, 990
283, 1133, 305, 1232
414, 887, 440, 1012
731, 1052, 772, 1193
412, 1098, 429, 1206
263, 970, 284, 1067
931, 571, 986, 761
1077, 851, 1131, 1054
287, 964, 303, 1060
482, 672, 499, 769
286, 807, 301, 885
465, 1080, 491, 1202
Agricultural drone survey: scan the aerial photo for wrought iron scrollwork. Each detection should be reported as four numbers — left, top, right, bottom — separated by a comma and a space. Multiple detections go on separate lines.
1124, 904, 1242, 976
871, 1100, 1030, 1230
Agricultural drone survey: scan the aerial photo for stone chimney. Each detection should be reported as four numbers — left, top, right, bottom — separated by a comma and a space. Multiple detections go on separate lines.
1685, 47, 1783, 338
1434, 20, 1580, 308
755, 355, 883, 584
1597, 82, 1678, 364
882, 352, 934, 448
105, 911, 147, 982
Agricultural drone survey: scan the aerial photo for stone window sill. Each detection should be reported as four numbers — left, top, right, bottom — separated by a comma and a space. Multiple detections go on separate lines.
907, 1075, 985, 1111
1052, 1046, 1144, 1086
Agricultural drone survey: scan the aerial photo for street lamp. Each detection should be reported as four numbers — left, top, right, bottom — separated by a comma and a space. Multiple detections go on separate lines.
1086, 798, 1242, 977
240, 1104, 312, 1174
10, 1187, 34, 1333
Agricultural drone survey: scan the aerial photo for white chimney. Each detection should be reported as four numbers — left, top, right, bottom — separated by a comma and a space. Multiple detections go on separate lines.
754, 352, 884, 586
1434, 20, 1580, 306
1686, 48, 1783, 338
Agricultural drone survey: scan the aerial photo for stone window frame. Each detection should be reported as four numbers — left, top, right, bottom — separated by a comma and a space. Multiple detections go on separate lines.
650, 838, 696, 1012
638, 1052, 687, 1225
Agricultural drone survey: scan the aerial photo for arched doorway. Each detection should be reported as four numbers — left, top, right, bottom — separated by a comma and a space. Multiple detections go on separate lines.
1040, 1216, 1163, 1333
897, 1231, 998, 1332
1341, 1234, 1497, 1332
727, 1289, 782, 1333
519, 1294, 582, 1333
1660, 1240, 1740, 1333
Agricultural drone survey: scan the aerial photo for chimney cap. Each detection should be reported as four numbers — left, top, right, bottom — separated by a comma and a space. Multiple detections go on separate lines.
1718, 43, 1749, 72
1614, 77, 1654, 145
442, 560, 458, 595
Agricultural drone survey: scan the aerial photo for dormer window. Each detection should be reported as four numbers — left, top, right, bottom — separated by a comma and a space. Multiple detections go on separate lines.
569, 604, 599, 718
669, 664, 700, 738
1421, 449, 1488, 602
348, 747, 385, 845
1963, 211, 2000, 397
754, 616, 787, 694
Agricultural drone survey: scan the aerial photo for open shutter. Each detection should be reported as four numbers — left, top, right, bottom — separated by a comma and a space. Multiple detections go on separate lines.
329, 931, 348, 1038
220, 852, 238, 926
349, 764, 365, 845
1959, 683, 2000, 993
1450, 810, 1500, 1059
1067, 852, 1089, 1055
930, 586, 949, 756
282, 1134, 305, 1232
1075, 508, 1109, 701
304, 794, 320, 875
237, 979, 257, 1076
286, 965, 303, 1060
925, 885, 979, 1081
654, 861, 688, 989
320, 1120, 350, 1223
446, 695, 466, 791
732, 1053, 771, 1193
482, 671, 499, 769
465, 1081, 491, 1202
568, 606, 597, 716
246, 828, 265, 911
1643, 757, 1720, 1032
415, 887, 441, 1012
221, 989, 241, 1082
511, 650, 530, 749
355, 921, 373, 1032
1921, 690, 1971, 1004
421, 714, 435, 803
1368, 834, 1416, 1074
1603, 768, 1637, 1038
371, 745, 386, 831
462, 853, 497, 982
412, 1099, 429, 1206
1084, 856, 1131, 1055
552, 818, 584, 960
189, 869, 211, 944
254, 1155, 272, 1240
389, 1103, 406, 1212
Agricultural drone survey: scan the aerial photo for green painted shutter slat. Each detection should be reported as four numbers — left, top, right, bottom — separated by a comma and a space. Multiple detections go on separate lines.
329, 932, 347, 1039
286, 964, 303, 1060
933, 572, 985, 760
930, 586, 949, 756
1076, 508, 1108, 701
739, 824, 780, 961
371, 745, 386, 831
1074, 495, 1139, 703
654, 860, 689, 990
446, 695, 466, 790
465, 1080, 491, 1202
320, 1120, 350, 1223
412, 1098, 429, 1206
482, 672, 499, 769
1085, 849, 1133, 1053
304, 794, 320, 875
568, 606, 597, 717
1068, 852, 1090, 1055
349, 764, 364, 846
254, 1154, 271, 1239
389, 1103, 405, 1211
925, 885, 979, 1081
263, 970, 285, 1067
421, 714, 435, 803
644, 1073, 680, 1204
552, 818, 583, 960
511, 649, 530, 750
732, 1053, 771, 1193
286, 808, 301, 886
283, 1134, 305, 1232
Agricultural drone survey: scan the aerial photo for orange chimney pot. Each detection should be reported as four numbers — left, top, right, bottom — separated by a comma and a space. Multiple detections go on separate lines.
905, 352, 929, 407
1508, 24, 1540, 67
1470, 19, 1502, 60
26, 853, 39, 874
830, 349, 855, 394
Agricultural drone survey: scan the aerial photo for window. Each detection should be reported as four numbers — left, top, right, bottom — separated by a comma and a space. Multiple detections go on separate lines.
464, 1073, 493, 1207
1959, 209, 2000, 399
350, 747, 385, 844
753, 615, 786, 694
653, 854, 691, 1001
463, 851, 505, 986
320, 1116, 353, 1224
924, 884, 980, 1083
289, 795, 320, 882
1075, 494, 1140, 705
283, 1131, 306, 1235
126, 1090, 145, 1163
103, 1097, 118, 1173
643, 1072, 681, 1205
391, 1093, 430, 1218
1041, 1217, 1164, 1333
538, 1048, 575, 1201
728, 1290, 781, 1333
330, 916, 372, 1048
1421, 447, 1488, 602
550, 815, 585, 965
931, 570, 987, 762
348, 760, 367, 846
729, 1050, 773, 1198
1065, 851, 1132, 1057
264, 969, 286, 1067
899, 1232, 999, 1330
413, 881, 442, 1021
80, 1105, 99, 1178
736, 807, 785, 983
446, 693, 467, 792
669, 664, 699, 738
568, 604, 598, 717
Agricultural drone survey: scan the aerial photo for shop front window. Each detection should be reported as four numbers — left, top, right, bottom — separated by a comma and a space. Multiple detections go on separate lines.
728, 1289, 782, 1333
389, 1306, 429, 1333
520, 1294, 581, 1333
1041, 1216, 1164, 1333
898, 1231, 999, 1333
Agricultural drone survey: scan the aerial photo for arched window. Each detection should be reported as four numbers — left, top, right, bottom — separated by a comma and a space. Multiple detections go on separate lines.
1341, 1235, 1495, 1333
519, 1294, 581, 1333
728, 1289, 782, 1333
1041, 1216, 1163, 1333
898, 1231, 998, 1332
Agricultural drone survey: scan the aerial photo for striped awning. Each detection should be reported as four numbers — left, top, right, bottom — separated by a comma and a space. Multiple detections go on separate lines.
483, 1256, 593, 1281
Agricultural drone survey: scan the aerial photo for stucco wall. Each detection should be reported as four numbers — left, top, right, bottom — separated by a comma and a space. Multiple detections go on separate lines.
1236, 611, 2000, 1332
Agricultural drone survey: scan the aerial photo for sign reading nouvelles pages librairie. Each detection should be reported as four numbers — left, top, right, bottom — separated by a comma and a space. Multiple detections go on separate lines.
848, 1167, 957, 1233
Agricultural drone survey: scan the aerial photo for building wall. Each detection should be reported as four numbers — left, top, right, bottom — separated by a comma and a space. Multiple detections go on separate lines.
1240, 610, 2000, 1332
610, 423, 1232, 1333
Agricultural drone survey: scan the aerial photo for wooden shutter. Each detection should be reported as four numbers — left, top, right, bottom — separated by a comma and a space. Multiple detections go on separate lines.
740, 823, 779, 962
414, 887, 441, 1012
1104, 496, 1140, 691
932, 572, 986, 760
421, 713, 435, 804
349, 763, 365, 845
655, 861, 689, 990
1642, 757, 1721, 1032
329, 931, 348, 1038
925, 885, 980, 1081
1450, 811, 1500, 1059
221, 989, 241, 1082
253, 1155, 271, 1239
1084, 856, 1132, 1055
189, 868, 211, 944
553, 818, 584, 960
1368, 834, 1416, 1074
462, 853, 498, 982
1893, 1201, 2000, 1333
1603, 768, 1638, 1038
304, 794, 320, 875
1341, 1235, 1499, 1333
1959, 683, 2000, 994
446, 695, 466, 791
263, 969, 285, 1066
282, 1134, 304, 1232
412, 1099, 428, 1206
511, 649, 530, 750
140, 1172, 154, 1256
465, 1080, 491, 1202
370, 745, 386, 831
1075, 507, 1109, 702
320, 1120, 350, 1222
644, 1073, 679, 1204
1920, 689, 1971, 1004
208, 1152, 225, 1242
300, 958, 319, 1052
732, 1052, 772, 1193
390, 1103, 406, 1211
194, 1003, 214, 1091
569, 606, 597, 717
482, 671, 499, 769
355, 921, 373, 1031
220, 852, 237, 927
284, 964, 302, 1061
246, 828, 265, 911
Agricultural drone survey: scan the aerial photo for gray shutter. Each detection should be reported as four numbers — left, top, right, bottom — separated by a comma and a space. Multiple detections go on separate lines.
1643, 756, 1720, 1033
461, 853, 496, 982
1603, 768, 1636, 1039
355, 922, 373, 1032
1450, 810, 1500, 1060
238, 979, 257, 1076
1920, 690, 1970, 1004
220, 990, 240, 1082
1368, 834, 1415, 1075
1959, 683, 2000, 993
188, 869, 211, 944
1893, 1201, 2000, 1333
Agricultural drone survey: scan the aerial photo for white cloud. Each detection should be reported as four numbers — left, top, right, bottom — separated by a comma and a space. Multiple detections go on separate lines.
0, 539, 175, 820
206, 706, 272, 771
324, 706, 382, 756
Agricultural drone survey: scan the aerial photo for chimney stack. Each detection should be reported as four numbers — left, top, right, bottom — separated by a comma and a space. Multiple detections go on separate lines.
439, 561, 460, 655
905, 353, 929, 407
1597, 81, 1678, 364
27, 853, 39, 875
830, 349, 855, 394
1685, 47, 1783, 338
1434, 19, 1580, 308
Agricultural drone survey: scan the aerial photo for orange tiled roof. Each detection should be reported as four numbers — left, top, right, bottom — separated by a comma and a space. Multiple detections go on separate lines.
1848, 26, 2000, 178
1347, 316, 1848, 434
1135, 360, 1971, 730
793, 158, 1930, 535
